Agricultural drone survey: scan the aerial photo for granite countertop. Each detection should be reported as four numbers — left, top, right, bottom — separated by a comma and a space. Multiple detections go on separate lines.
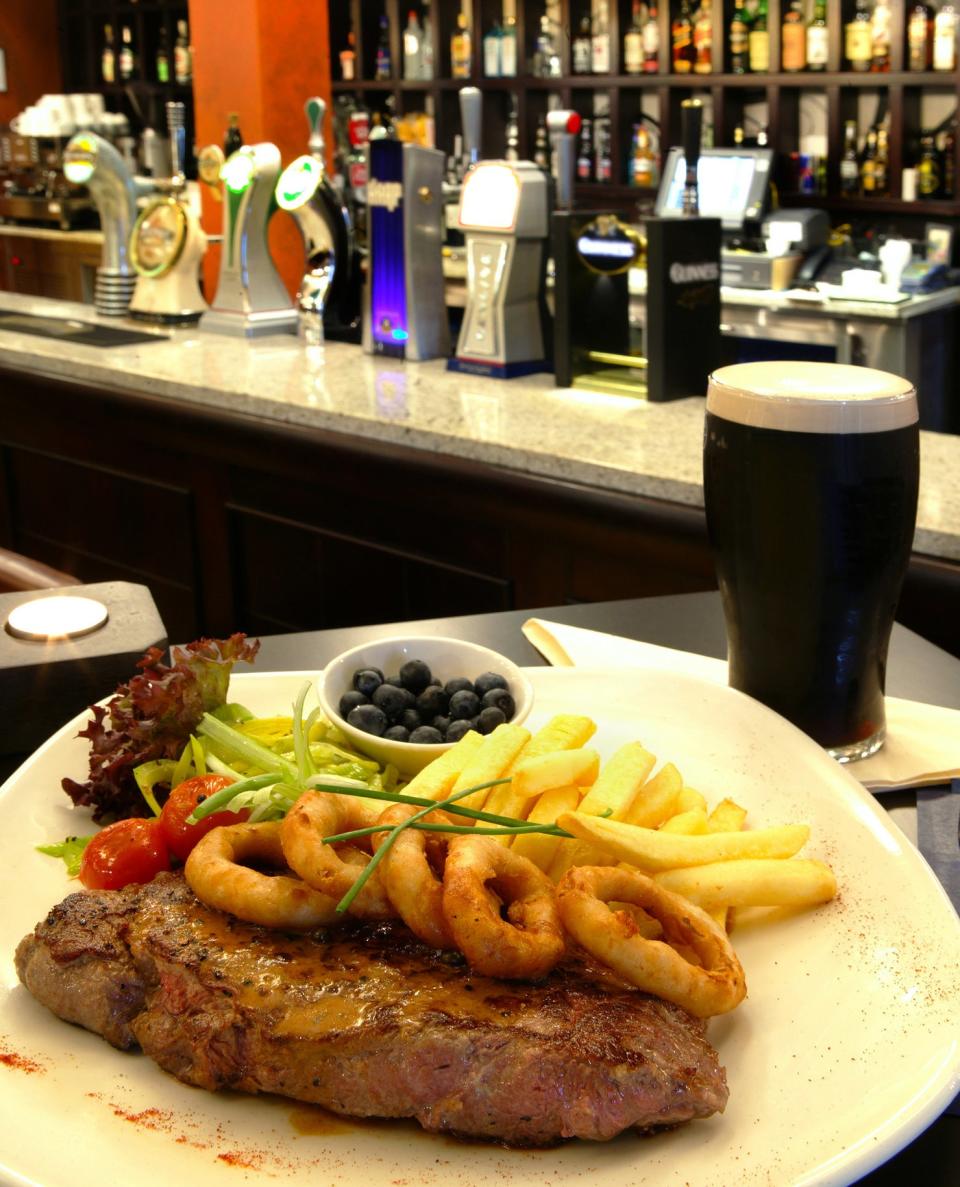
0, 225, 103, 244
0, 291, 957, 564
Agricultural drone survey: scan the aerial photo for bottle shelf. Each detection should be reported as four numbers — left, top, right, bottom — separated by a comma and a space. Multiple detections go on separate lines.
334, 70, 959, 90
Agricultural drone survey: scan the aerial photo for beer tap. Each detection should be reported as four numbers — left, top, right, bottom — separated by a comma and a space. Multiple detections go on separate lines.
275, 97, 362, 344
545, 110, 582, 211
681, 98, 704, 217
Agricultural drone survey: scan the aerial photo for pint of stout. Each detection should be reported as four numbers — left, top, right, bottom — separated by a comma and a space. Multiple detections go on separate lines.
703, 361, 919, 762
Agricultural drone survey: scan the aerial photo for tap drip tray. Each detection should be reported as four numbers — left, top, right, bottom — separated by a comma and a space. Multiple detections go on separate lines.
0, 311, 169, 348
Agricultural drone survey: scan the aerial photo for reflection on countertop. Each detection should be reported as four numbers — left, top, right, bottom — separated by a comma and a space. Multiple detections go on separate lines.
0, 291, 957, 564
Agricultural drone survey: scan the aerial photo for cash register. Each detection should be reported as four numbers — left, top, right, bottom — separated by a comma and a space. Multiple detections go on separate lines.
654, 147, 825, 290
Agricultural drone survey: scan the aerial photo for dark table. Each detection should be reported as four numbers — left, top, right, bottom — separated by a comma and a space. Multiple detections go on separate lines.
257, 591, 959, 1187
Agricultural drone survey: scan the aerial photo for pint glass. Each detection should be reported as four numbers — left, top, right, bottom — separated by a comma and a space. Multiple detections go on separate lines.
703, 361, 919, 762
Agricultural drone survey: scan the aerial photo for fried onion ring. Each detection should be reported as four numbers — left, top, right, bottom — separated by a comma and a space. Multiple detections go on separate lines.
184, 821, 341, 930
372, 803, 457, 950
441, 835, 565, 980
556, 865, 746, 1018
280, 791, 394, 920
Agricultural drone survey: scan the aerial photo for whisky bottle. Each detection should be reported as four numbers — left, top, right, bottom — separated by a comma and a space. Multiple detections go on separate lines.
807, 0, 829, 70
693, 0, 713, 73
631, 124, 658, 188
942, 126, 956, 197
840, 121, 860, 194
376, 14, 392, 79
871, 0, 891, 71
934, 0, 958, 70
908, 3, 933, 70
917, 132, 941, 196
102, 24, 116, 83
572, 16, 593, 74
118, 25, 136, 81
782, 0, 807, 72
643, 2, 661, 71
748, 0, 770, 72
845, 0, 873, 72
860, 128, 878, 194
174, 19, 192, 83
672, 0, 696, 73
451, 12, 472, 78
729, 0, 749, 73
592, 1, 612, 73
624, 0, 645, 74
577, 119, 595, 181
874, 127, 889, 195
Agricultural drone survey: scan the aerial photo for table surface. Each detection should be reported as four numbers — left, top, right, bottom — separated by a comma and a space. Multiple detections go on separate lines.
256, 590, 959, 1187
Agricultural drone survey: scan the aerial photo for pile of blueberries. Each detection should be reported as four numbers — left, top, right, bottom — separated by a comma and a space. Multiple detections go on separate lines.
339, 658, 516, 744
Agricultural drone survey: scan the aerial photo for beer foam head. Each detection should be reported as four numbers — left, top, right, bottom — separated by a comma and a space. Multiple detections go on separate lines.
707, 361, 917, 433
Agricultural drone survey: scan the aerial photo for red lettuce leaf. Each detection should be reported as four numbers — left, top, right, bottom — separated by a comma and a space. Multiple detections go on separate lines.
62, 633, 260, 823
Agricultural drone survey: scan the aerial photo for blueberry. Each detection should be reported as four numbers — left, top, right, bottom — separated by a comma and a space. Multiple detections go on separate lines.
449, 688, 481, 720
372, 682, 417, 722
383, 674, 404, 687
444, 719, 475, 742
339, 689, 369, 719
347, 703, 388, 737
353, 668, 384, 698
481, 687, 515, 719
474, 671, 508, 698
409, 725, 444, 744
432, 715, 451, 735
444, 676, 474, 697
417, 684, 449, 718
400, 708, 423, 732
399, 659, 433, 694
477, 706, 506, 734
383, 724, 410, 742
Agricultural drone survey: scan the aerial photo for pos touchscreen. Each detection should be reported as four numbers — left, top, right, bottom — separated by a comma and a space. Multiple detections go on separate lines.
653, 147, 774, 233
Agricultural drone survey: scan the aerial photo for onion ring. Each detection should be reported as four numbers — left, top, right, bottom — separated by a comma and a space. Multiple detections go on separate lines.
556, 865, 746, 1018
184, 821, 341, 930
280, 791, 394, 920
372, 803, 457, 950
442, 835, 565, 980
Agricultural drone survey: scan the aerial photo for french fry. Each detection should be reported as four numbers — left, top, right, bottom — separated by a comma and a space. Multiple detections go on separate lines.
555, 811, 810, 872
654, 858, 838, 909
675, 786, 708, 814
707, 798, 749, 833
404, 730, 485, 801
577, 741, 657, 820
658, 807, 709, 835
623, 762, 683, 827
511, 784, 581, 871
510, 748, 600, 801
449, 722, 532, 810
483, 714, 596, 825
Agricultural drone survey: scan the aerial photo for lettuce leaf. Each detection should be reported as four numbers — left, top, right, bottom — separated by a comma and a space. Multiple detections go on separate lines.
61, 634, 260, 823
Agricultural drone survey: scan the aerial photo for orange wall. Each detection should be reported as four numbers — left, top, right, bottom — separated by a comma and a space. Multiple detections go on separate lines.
191, 0, 333, 301
0, 0, 63, 125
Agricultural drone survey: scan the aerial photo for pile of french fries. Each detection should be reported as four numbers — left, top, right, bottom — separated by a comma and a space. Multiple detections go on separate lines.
406, 713, 837, 935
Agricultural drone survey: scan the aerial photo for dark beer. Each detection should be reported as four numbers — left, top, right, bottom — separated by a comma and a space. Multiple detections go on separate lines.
703, 362, 919, 759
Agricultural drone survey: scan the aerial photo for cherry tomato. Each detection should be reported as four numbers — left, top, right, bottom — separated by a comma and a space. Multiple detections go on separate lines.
159, 774, 249, 862
79, 818, 171, 890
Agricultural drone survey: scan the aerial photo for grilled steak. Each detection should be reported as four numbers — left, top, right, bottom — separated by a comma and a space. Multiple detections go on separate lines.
16, 873, 728, 1146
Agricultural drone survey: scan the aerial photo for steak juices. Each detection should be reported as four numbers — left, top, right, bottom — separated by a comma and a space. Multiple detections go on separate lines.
703, 362, 919, 761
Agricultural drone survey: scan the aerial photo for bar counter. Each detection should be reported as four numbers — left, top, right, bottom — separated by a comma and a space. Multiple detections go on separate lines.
0, 291, 958, 654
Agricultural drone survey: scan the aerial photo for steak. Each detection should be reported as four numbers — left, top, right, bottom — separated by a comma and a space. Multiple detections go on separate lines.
16, 873, 728, 1146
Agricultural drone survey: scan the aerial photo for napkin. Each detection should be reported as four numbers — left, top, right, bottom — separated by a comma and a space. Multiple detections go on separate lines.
521, 618, 960, 793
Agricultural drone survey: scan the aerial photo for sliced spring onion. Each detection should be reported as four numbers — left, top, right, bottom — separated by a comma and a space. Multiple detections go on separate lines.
187, 771, 283, 823
197, 712, 298, 780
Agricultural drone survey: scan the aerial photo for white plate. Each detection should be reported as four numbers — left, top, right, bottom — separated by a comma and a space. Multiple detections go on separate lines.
1, 667, 958, 1187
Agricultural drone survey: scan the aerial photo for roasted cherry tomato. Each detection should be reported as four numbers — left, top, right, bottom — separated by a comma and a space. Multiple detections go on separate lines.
159, 774, 249, 862
79, 818, 171, 890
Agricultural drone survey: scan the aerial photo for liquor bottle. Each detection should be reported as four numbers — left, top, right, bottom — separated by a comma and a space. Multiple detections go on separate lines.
482, 21, 501, 77
807, 0, 829, 70
782, 0, 807, 72
845, 0, 873, 71
908, 3, 933, 70
748, 0, 770, 72
631, 124, 658, 187
624, 1, 645, 74
420, 0, 435, 78
505, 96, 519, 161
156, 27, 170, 83
340, 31, 357, 80
118, 26, 136, 81
572, 16, 593, 74
592, 1, 612, 73
729, 0, 749, 73
934, 0, 958, 70
693, 0, 713, 73
874, 127, 889, 195
533, 121, 549, 171
871, 0, 892, 71
535, 14, 561, 76
643, 2, 661, 71
577, 118, 595, 181
403, 10, 423, 80
672, 0, 696, 73
174, 19, 192, 83
376, 13, 393, 79
860, 128, 878, 194
500, 16, 517, 75
224, 113, 243, 157
595, 118, 613, 180
840, 121, 860, 194
917, 132, 941, 196
942, 126, 956, 197
102, 24, 116, 84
